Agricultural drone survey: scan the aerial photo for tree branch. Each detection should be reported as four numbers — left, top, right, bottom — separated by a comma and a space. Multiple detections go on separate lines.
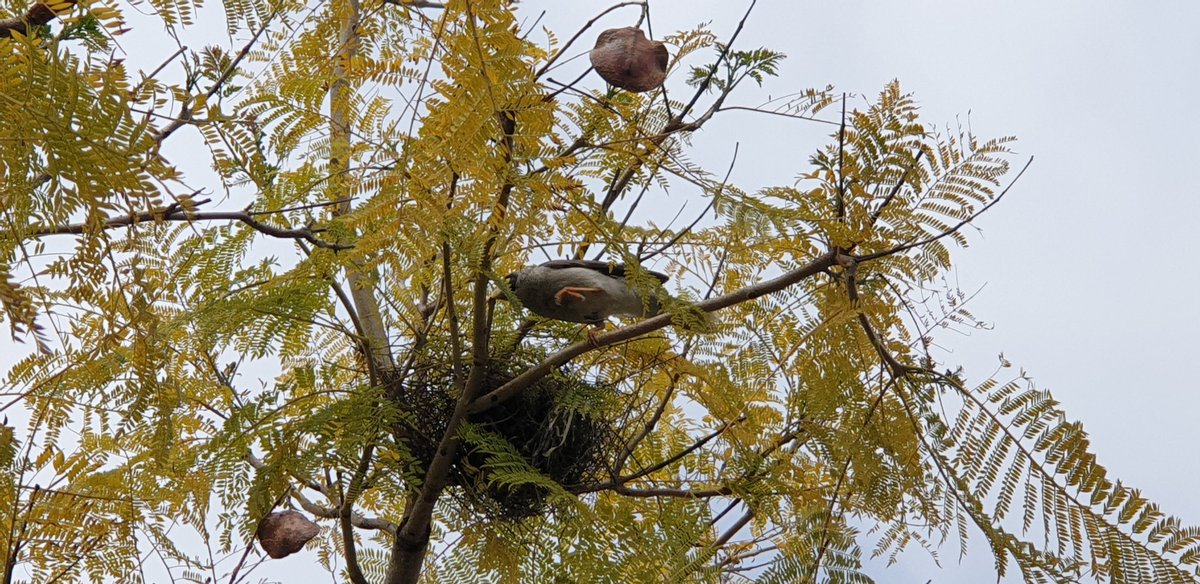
618, 416, 743, 483
469, 250, 839, 414
291, 490, 397, 533
23, 198, 352, 250
574, 0, 757, 259
381, 0, 445, 7
613, 484, 733, 498
152, 14, 274, 142
0, 2, 61, 39
534, 1, 645, 79
245, 453, 397, 533
672, 0, 756, 126
339, 442, 375, 584
612, 373, 680, 473
326, 0, 395, 377
385, 41, 520, 582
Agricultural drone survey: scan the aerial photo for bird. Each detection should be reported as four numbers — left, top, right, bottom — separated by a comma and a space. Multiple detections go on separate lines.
497, 259, 669, 339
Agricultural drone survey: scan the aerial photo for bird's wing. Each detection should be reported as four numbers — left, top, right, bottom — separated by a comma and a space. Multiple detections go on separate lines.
540, 259, 669, 283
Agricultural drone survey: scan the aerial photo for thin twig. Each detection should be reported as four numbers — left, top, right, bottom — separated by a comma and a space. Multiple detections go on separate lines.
381, 0, 445, 7
856, 156, 1033, 262
613, 485, 733, 498
612, 373, 680, 473
574, 0, 757, 259
867, 149, 925, 226
671, 0, 757, 126
534, 1, 645, 79
619, 416, 744, 483
225, 543, 255, 584
442, 241, 464, 388
248, 197, 354, 216
292, 491, 397, 532
153, 13, 275, 142
835, 93, 847, 222
640, 142, 738, 262
715, 105, 840, 127
135, 46, 188, 93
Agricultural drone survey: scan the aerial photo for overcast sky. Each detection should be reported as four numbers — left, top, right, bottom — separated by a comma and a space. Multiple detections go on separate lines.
615, 2, 1200, 581
8, 1, 1200, 582
581, 2, 1200, 581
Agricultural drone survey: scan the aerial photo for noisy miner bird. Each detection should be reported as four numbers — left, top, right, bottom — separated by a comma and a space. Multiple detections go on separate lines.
498, 259, 669, 340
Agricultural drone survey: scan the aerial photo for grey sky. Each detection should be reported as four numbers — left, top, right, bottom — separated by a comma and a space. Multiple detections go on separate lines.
525, 2, 1200, 581
6, 1, 1199, 582
602, 2, 1200, 581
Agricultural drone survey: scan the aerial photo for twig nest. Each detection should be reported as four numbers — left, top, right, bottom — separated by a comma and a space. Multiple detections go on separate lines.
256, 510, 319, 559
589, 27, 669, 93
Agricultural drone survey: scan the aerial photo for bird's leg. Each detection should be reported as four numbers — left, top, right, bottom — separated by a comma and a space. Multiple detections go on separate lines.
585, 322, 608, 347
554, 286, 603, 305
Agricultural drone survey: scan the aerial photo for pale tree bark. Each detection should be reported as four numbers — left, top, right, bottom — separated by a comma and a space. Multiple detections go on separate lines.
326, 1, 393, 582
328, 0, 394, 377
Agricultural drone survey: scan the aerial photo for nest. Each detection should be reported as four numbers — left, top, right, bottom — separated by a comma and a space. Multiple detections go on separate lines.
388, 354, 616, 520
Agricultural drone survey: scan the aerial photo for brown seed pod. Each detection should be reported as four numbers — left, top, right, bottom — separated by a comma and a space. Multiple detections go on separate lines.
589, 27, 669, 93
256, 510, 320, 559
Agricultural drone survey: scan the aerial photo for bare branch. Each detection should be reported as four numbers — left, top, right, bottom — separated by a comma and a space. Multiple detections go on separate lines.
292, 490, 397, 533
442, 242, 465, 388
613, 484, 733, 498
24, 198, 352, 250
225, 543, 255, 584
534, 1, 646, 79
619, 416, 744, 483
381, 0, 445, 7
713, 508, 755, 549
246, 453, 397, 533
153, 14, 274, 142
324, 0, 395, 376
671, 0, 757, 127
136, 46, 188, 93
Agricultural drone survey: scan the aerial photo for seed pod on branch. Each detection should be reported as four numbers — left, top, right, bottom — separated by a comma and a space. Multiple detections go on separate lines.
256, 510, 320, 559
589, 27, 669, 93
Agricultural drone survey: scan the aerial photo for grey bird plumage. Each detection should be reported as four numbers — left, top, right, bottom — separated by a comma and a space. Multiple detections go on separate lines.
502, 260, 669, 325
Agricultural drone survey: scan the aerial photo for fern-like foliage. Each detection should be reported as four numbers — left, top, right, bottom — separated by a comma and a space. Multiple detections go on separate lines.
1, 0, 1196, 583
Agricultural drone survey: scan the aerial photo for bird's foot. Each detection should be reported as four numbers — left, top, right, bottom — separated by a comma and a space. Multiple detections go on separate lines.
554, 286, 603, 305
586, 323, 606, 347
